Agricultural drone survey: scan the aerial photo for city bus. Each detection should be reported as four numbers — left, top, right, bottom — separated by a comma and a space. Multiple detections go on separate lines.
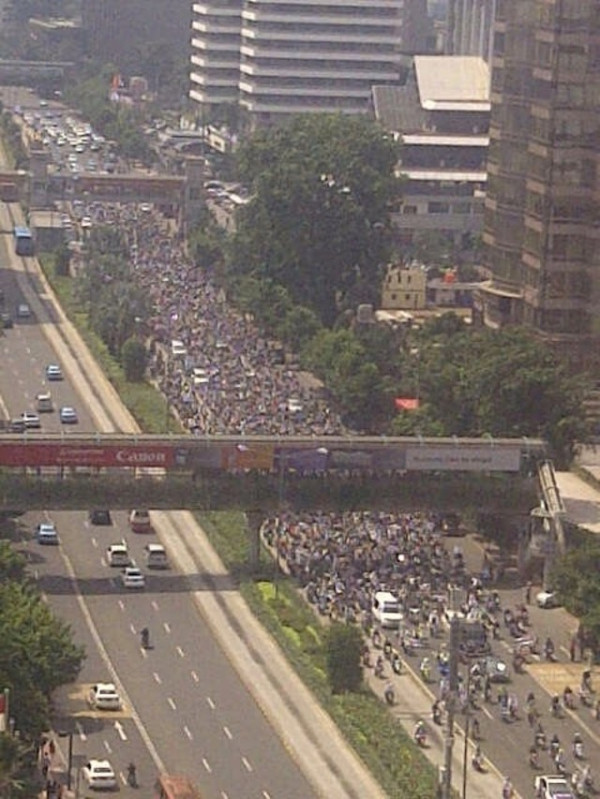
155, 774, 203, 799
14, 226, 34, 256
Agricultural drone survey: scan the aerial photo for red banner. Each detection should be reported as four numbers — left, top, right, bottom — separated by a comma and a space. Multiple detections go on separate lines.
0, 443, 176, 468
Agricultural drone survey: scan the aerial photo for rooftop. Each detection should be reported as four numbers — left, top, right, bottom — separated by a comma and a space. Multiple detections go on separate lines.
414, 56, 490, 111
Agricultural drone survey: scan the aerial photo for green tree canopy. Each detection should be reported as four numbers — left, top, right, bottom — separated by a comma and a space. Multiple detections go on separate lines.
230, 114, 400, 326
325, 623, 363, 694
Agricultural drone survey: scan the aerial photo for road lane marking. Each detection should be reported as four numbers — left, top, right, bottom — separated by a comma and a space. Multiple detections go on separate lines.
176, 646, 185, 658
91, 538, 98, 548
129, 623, 136, 635
262, 792, 272, 799
221, 793, 229, 799
167, 697, 176, 710
118, 600, 125, 611
153, 672, 162, 684
114, 721, 127, 741
202, 758, 212, 773
104, 740, 112, 753
206, 696, 215, 710
223, 726, 232, 740
141, 648, 148, 660
242, 756, 253, 772
482, 706, 493, 719
163, 622, 171, 634
191, 671, 199, 683
183, 725, 193, 740
151, 600, 159, 611
75, 722, 87, 741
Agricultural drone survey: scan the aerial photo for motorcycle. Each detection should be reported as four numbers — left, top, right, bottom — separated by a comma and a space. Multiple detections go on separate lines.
374, 656, 385, 679
391, 654, 402, 675
529, 747, 540, 769
384, 684, 395, 706
127, 763, 137, 788
573, 735, 585, 760
471, 746, 484, 772
414, 722, 427, 747
140, 627, 150, 649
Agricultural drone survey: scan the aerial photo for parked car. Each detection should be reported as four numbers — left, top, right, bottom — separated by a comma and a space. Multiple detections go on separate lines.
536, 590, 560, 609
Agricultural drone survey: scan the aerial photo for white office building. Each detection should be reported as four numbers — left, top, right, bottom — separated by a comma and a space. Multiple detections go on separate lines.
190, 0, 243, 108
190, 0, 411, 123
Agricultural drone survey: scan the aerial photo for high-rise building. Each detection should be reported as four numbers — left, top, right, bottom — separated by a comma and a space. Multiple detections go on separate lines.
476, 0, 600, 365
446, 0, 497, 63
190, 0, 429, 123
190, 0, 242, 108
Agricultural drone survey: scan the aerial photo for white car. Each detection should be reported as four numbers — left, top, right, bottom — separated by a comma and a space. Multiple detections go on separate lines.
21, 411, 41, 429
89, 682, 122, 711
46, 363, 63, 381
534, 774, 574, 799
36, 522, 59, 545
107, 544, 130, 567
121, 566, 145, 589
82, 759, 117, 789
372, 591, 403, 629
60, 406, 78, 424
536, 590, 560, 609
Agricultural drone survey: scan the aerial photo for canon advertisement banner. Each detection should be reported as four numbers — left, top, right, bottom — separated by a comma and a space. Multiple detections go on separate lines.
0, 443, 180, 468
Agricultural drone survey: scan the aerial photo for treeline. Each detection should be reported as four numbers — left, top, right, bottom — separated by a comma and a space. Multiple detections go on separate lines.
0, 530, 84, 795
190, 114, 589, 464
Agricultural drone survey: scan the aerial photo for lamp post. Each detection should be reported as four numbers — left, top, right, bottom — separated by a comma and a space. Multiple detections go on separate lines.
57, 730, 73, 791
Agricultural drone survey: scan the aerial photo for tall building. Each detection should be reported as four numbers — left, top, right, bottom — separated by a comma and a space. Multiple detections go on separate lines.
190, 0, 430, 123
373, 56, 489, 247
476, 0, 600, 366
446, 0, 497, 63
190, 0, 242, 108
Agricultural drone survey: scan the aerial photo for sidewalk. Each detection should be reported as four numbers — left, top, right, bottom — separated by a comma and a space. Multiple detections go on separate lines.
555, 470, 600, 533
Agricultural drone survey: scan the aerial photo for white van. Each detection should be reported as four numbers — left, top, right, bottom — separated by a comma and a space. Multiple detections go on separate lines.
145, 543, 169, 569
372, 591, 403, 629
36, 392, 53, 412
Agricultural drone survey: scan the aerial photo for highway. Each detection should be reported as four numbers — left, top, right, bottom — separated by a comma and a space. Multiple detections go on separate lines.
0, 210, 321, 798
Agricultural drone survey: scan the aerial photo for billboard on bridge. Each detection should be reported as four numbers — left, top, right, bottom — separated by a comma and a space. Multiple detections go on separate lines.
0, 442, 180, 468
405, 445, 520, 472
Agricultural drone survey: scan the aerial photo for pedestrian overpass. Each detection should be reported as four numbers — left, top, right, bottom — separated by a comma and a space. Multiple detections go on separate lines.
0, 433, 544, 513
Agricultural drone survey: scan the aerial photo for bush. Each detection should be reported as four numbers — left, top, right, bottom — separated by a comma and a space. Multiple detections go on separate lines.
326, 623, 364, 694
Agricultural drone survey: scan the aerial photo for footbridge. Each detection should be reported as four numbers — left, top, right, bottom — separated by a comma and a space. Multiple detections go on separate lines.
0, 433, 544, 513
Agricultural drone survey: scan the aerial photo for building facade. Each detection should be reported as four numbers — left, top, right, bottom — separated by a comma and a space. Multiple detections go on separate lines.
446, 0, 497, 64
476, 0, 600, 365
190, 0, 431, 123
373, 55, 489, 247
190, 0, 242, 109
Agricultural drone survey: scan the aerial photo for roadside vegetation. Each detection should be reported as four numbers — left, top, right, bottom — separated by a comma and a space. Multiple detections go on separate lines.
0, 535, 84, 796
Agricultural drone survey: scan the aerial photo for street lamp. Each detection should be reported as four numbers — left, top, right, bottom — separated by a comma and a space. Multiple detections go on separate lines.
57, 730, 73, 791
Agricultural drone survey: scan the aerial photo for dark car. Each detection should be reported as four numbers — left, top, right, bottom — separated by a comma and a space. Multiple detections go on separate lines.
88, 509, 112, 526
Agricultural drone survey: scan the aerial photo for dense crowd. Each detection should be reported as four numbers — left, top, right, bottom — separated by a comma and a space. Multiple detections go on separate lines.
261, 510, 473, 625
84, 202, 345, 436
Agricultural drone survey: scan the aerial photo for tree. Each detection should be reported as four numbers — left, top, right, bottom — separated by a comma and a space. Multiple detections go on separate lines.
54, 242, 71, 277
325, 623, 363, 694
122, 337, 148, 382
231, 115, 400, 326
0, 542, 27, 583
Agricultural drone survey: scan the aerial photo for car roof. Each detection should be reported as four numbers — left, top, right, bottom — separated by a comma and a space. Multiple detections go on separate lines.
146, 543, 165, 552
94, 682, 117, 691
108, 543, 127, 551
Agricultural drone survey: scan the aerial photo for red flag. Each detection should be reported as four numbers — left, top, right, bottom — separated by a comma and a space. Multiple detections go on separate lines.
395, 397, 420, 411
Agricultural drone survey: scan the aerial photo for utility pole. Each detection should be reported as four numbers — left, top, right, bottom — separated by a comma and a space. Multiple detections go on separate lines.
441, 614, 460, 798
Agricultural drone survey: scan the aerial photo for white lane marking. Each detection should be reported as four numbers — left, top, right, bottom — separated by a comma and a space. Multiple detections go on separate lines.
223, 726, 232, 740
141, 648, 148, 660
482, 706, 493, 720
202, 758, 212, 773
176, 646, 185, 658
91, 538, 98, 548
129, 623, 136, 635
118, 600, 125, 611
114, 721, 127, 741
221, 793, 230, 799
242, 757, 253, 773
104, 740, 112, 754
262, 792, 272, 799
183, 725, 193, 740
191, 671, 199, 683
163, 622, 171, 634
206, 696, 215, 710
75, 721, 87, 742
151, 600, 159, 611
153, 672, 162, 684
167, 697, 176, 710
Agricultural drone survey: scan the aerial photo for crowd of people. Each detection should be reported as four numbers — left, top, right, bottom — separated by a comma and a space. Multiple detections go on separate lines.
83, 202, 345, 436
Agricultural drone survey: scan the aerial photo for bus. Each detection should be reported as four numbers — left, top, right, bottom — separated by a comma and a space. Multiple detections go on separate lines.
14, 226, 34, 256
155, 775, 203, 799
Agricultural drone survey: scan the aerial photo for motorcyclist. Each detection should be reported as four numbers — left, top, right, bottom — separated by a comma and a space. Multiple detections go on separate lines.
414, 720, 427, 746
550, 733, 560, 759
471, 744, 483, 771
573, 732, 584, 759
432, 700, 442, 726
419, 657, 431, 682
534, 722, 546, 750
127, 762, 137, 787
563, 685, 575, 710
374, 655, 385, 678
544, 637, 555, 661
384, 682, 395, 706
528, 745, 539, 769
555, 747, 566, 775
140, 627, 150, 648
550, 694, 561, 717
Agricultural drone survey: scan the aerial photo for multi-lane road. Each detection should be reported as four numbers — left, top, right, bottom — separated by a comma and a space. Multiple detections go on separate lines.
0, 212, 321, 798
